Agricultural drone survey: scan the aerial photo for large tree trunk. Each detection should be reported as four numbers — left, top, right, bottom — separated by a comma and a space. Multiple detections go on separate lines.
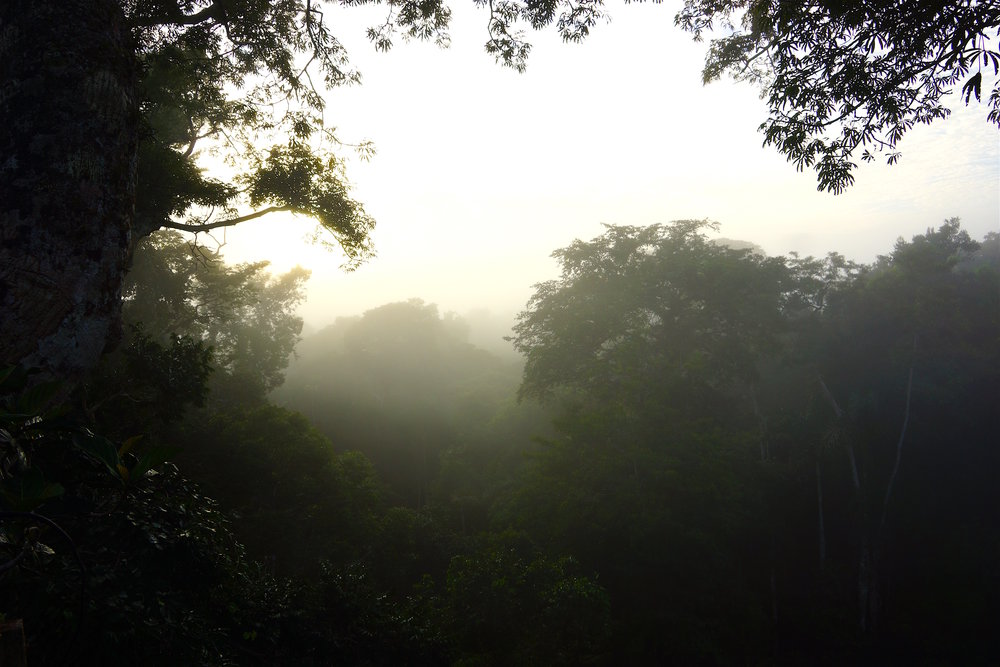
0, 0, 138, 380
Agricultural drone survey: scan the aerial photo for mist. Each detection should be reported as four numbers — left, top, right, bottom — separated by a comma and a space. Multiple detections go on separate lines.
4, 0, 998, 664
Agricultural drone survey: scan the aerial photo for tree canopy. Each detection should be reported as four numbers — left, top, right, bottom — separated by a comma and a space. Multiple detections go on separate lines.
504, 218, 1000, 661
676, 0, 1000, 192
124, 231, 309, 399
3, 214, 998, 663
511, 221, 789, 413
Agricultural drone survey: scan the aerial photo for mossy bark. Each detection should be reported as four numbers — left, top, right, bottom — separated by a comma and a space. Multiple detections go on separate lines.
0, 0, 138, 380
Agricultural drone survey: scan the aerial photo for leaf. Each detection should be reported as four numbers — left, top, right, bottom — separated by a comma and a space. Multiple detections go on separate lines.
118, 434, 144, 457
962, 71, 982, 104
14, 380, 63, 415
0, 468, 64, 511
73, 430, 123, 479
128, 445, 181, 483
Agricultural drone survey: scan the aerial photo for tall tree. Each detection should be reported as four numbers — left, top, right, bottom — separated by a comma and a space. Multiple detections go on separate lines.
508, 221, 789, 661
511, 220, 790, 416
1, 1, 139, 380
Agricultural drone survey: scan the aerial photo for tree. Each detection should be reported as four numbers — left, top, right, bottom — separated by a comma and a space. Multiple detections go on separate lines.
81, 232, 308, 435
1, 1, 139, 380
676, 1, 1000, 193
507, 221, 789, 661
175, 404, 383, 575
1, 0, 611, 379
805, 220, 999, 644
438, 531, 610, 665
277, 299, 520, 507
510, 220, 790, 419
124, 231, 310, 401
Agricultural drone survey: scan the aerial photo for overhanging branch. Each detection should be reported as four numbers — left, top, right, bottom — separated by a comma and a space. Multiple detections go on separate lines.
161, 206, 292, 233
130, 2, 224, 28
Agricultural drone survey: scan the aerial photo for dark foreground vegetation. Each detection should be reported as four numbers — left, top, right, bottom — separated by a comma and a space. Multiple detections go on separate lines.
1, 219, 998, 665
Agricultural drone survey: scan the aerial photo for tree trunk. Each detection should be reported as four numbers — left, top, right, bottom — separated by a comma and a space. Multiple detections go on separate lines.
816, 457, 826, 570
0, 0, 138, 380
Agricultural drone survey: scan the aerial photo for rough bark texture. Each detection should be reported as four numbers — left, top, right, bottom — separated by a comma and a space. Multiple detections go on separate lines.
0, 0, 138, 380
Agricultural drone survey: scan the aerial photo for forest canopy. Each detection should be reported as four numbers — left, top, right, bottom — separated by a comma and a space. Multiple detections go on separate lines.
2, 219, 998, 664
1, 1, 998, 664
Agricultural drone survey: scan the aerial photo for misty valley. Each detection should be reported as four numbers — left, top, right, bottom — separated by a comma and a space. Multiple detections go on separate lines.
2, 220, 997, 665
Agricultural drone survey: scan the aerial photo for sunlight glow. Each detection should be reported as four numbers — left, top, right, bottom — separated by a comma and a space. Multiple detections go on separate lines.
213, 1, 1000, 328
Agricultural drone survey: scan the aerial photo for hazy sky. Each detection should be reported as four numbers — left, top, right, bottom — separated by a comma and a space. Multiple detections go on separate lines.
214, 1, 1000, 330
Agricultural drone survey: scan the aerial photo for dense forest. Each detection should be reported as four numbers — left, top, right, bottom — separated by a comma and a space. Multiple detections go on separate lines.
2, 0, 998, 664
2, 219, 997, 664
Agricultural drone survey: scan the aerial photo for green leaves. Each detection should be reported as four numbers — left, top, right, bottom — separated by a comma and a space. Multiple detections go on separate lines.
677, 0, 1000, 192
0, 468, 64, 512
72, 430, 179, 485
128, 444, 181, 483
241, 143, 375, 269
511, 221, 789, 412
72, 431, 121, 477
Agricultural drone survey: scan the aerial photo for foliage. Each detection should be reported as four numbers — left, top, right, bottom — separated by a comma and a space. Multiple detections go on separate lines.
802, 220, 1000, 656
173, 404, 383, 575
126, 0, 993, 272
123, 231, 309, 403
126, 1, 378, 263
7, 210, 996, 664
676, 1, 1000, 192
0, 367, 312, 666
511, 220, 790, 419
503, 218, 1000, 662
82, 327, 214, 439
310, 558, 448, 665
277, 299, 531, 509
439, 530, 610, 666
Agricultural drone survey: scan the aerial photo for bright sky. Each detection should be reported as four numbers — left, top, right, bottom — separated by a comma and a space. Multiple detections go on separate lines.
215, 1, 1000, 330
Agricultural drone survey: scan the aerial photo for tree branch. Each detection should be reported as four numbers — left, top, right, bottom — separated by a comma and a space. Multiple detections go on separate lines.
818, 375, 862, 492
161, 206, 292, 233
130, 2, 224, 28
817, 376, 843, 419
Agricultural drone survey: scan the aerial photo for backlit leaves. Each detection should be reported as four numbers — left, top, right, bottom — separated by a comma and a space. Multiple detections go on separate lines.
677, 0, 1000, 192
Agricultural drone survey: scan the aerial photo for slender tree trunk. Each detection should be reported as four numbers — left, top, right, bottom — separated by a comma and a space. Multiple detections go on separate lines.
880, 365, 914, 530
858, 536, 873, 632
751, 388, 767, 461
769, 535, 778, 626
819, 366, 914, 636
818, 376, 871, 633
0, 0, 138, 380
816, 457, 826, 570
868, 363, 915, 633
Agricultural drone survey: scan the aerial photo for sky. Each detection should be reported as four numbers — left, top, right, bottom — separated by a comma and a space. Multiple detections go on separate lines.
214, 1, 1000, 332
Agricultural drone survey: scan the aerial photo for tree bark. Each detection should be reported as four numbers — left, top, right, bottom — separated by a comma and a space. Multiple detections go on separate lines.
0, 0, 138, 380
